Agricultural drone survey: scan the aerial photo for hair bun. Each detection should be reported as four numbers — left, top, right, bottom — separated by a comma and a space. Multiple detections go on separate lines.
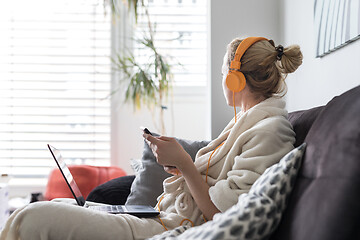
279, 45, 303, 74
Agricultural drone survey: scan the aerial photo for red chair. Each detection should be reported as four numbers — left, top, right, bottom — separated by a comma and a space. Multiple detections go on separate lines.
45, 165, 127, 200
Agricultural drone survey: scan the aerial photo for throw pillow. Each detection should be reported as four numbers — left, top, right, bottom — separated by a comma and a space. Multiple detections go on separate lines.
147, 143, 306, 240
126, 136, 210, 207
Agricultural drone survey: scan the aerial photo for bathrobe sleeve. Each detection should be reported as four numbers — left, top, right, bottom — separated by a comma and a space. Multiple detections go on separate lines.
208, 127, 295, 212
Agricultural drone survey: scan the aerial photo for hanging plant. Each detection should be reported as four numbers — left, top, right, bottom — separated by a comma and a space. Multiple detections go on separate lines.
112, 35, 173, 110
108, 0, 179, 134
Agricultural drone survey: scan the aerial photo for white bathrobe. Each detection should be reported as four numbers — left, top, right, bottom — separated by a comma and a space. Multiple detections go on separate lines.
0, 97, 295, 240
154, 97, 295, 229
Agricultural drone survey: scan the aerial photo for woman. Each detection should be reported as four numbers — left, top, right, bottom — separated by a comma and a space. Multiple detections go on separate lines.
0, 37, 302, 240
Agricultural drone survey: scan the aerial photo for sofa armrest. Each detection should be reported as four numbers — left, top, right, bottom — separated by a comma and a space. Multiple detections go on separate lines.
86, 175, 135, 205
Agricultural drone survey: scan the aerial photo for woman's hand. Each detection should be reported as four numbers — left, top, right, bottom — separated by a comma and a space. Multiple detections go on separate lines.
143, 134, 193, 173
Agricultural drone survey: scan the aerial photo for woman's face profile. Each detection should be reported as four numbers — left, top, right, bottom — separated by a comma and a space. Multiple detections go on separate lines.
221, 52, 234, 106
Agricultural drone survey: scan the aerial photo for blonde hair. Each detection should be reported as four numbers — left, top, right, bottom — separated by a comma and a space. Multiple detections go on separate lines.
225, 38, 303, 98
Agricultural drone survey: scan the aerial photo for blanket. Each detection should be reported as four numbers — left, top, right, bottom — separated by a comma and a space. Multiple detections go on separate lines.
0, 200, 165, 240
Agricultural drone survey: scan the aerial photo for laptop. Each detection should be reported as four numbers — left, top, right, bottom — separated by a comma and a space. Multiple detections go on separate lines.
47, 144, 159, 218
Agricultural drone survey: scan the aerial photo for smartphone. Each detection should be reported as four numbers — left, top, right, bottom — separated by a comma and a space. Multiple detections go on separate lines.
140, 126, 153, 135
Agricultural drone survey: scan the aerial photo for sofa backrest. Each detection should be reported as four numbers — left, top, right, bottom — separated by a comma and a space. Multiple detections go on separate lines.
288, 106, 324, 147
271, 85, 360, 240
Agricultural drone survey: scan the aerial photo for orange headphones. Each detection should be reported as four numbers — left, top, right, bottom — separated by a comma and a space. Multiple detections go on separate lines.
226, 37, 268, 92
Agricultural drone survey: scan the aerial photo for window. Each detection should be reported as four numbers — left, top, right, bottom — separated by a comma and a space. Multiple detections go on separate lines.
134, 0, 207, 87
0, 0, 111, 191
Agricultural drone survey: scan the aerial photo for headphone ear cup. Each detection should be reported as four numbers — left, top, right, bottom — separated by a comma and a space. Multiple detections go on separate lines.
226, 71, 246, 92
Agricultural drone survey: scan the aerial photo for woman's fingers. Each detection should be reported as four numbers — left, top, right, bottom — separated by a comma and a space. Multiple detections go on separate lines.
157, 135, 174, 141
164, 166, 181, 175
142, 133, 160, 158
143, 133, 159, 144
143, 133, 175, 144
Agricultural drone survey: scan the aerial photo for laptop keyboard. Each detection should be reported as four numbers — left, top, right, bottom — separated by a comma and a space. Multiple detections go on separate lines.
89, 205, 124, 213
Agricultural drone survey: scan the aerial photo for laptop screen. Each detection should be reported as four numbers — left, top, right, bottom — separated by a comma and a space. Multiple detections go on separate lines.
48, 144, 86, 206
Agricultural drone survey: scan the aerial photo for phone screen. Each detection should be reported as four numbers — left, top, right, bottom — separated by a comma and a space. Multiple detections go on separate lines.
140, 126, 153, 135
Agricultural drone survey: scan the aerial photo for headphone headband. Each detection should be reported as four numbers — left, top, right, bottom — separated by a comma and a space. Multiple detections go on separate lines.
230, 37, 268, 70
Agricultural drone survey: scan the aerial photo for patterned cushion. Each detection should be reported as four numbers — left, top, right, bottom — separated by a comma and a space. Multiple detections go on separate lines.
148, 143, 306, 240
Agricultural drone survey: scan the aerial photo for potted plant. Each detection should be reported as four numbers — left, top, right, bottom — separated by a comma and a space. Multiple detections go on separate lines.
107, 0, 177, 135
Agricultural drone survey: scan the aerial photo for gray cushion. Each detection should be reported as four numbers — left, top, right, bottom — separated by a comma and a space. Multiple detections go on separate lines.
125, 137, 209, 207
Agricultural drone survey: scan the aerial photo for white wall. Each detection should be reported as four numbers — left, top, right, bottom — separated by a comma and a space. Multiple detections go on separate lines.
281, 0, 360, 112
210, 0, 282, 138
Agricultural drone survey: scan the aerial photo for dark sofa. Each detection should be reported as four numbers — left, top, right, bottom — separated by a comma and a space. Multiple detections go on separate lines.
270, 85, 360, 240
88, 85, 360, 240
